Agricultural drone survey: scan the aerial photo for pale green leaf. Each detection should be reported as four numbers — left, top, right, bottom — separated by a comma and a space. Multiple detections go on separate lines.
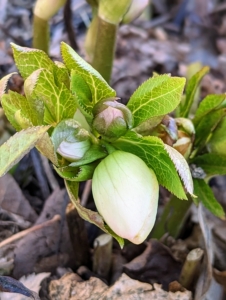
192, 153, 226, 177
193, 178, 225, 218
61, 42, 116, 104
0, 125, 50, 176
180, 66, 209, 117
127, 75, 186, 127
11, 43, 54, 79
164, 144, 194, 196
53, 61, 70, 89
193, 94, 226, 126
65, 179, 124, 248
33, 69, 77, 125
114, 131, 187, 199
0, 73, 17, 101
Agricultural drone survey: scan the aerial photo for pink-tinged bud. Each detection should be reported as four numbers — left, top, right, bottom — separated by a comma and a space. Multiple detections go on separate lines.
92, 98, 133, 141
92, 150, 159, 244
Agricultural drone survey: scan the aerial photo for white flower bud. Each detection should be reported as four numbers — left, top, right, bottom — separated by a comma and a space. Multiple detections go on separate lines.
57, 138, 91, 162
92, 151, 159, 244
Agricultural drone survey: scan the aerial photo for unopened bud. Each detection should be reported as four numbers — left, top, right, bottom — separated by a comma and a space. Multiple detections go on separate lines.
92, 98, 133, 141
92, 150, 159, 244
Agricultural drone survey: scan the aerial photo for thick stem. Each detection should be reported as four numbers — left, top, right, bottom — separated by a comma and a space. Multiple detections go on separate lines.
91, 17, 117, 83
33, 15, 49, 53
151, 195, 193, 239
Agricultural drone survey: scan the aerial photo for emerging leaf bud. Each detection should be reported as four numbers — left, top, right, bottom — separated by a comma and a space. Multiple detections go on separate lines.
92, 98, 133, 141
92, 150, 159, 244
57, 138, 91, 162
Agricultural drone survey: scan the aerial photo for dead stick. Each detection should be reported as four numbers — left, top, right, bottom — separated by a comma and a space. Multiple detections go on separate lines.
179, 247, 204, 289
0, 215, 61, 249
93, 233, 113, 280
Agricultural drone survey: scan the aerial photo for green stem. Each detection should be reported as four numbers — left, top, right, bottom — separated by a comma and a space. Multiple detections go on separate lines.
33, 14, 49, 53
151, 195, 193, 239
91, 16, 117, 83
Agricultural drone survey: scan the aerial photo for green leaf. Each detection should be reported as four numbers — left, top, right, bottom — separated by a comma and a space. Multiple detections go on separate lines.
0, 125, 50, 177
133, 115, 163, 136
11, 43, 54, 79
193, 94, 226, 126
164, 144, 194, 196
54, 162, 97, 181
0, 73, 17, 101
192, 153, 226, 177
1, 91, 40, 131
195, 109, 226, 149
193, 178, 225, 218
127, 75, 186, 127
71, 71, 93, 123
207, 117, 226, 156
53, 61, 70, 89
36, 132, 58, 166
114, 131, 187, 199
180, 66, 209, 118
69, 144, 107, 167
65, 179, 124, 248
32, 69, 77, 125
61, 42, 116, 104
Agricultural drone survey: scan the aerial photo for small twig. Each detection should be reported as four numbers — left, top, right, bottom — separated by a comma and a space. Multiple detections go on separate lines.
81, 180, 92, 207
0, 215, 61, 249
63, 0, 79, 51
40, 155, 60, 190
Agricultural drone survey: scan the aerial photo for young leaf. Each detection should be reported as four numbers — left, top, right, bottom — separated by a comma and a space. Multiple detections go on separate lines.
54, 162, 97, 181
0, 73, 17, 101
164, 144, 194, 196
11, 43, 54, 79
127, 75, 186, 127
0, 125, 50, 177
61, 42, 116, 104
180, 66, 209, 118
51, 119, 83, 151
69, 144, 107, 167
114, 131, 187, 199
53, 61, 70, 89
65, 179, 124, 248
193, 178, 225, 218
1, 91, 42, 131
192, 153, 226, 177
71, 71, 94, 123
32, 69, 77, 125
193, 94, 226, 126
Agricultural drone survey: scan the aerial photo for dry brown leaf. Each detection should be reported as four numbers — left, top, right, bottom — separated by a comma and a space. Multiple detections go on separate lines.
0, 174, 38, 222
124, 240, 182, 290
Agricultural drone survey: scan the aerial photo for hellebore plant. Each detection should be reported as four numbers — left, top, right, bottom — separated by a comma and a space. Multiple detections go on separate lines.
0, 44, 225, 247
